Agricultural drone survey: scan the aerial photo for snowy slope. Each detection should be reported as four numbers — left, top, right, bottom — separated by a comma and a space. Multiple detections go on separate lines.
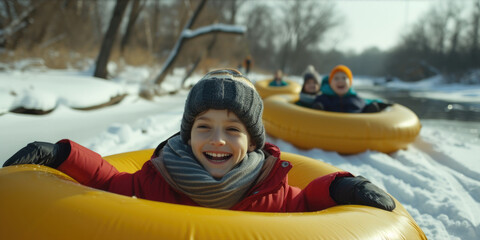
1, 68, 479, 239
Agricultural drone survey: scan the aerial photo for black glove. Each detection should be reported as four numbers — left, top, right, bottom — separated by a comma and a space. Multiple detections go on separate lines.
330, 176, 396, 211
377, 102, 393, 111
362, 102, 381, 113
362, 102, 393, 113
312, 102, 324, 110
3, 141, 71, 168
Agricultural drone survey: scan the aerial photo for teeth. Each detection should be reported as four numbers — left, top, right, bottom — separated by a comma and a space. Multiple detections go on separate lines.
205, 152, 231, 158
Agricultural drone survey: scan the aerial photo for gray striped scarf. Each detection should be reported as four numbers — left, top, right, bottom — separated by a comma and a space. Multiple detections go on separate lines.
151, 135, 265, 209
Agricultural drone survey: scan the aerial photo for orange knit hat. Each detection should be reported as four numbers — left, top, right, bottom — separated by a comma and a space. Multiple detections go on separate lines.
328, 65, 353, 85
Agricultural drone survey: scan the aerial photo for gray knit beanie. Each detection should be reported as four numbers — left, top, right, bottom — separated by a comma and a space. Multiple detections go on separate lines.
180, 69, 265, 150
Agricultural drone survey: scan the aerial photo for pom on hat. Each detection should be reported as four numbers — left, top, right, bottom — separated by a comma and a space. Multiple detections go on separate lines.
303, 73, 318, 83
328, 65, 353, 85
303, 65, 320, 82
180, 69, 265, 150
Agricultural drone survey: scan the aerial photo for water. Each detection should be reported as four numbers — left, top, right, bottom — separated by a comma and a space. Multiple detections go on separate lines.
357, 86, 480, 122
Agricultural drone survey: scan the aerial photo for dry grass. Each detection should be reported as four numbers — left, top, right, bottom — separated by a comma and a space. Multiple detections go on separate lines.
0, 45, 98, 70
0, 43, 265, 76
0, 44, 159, 71
112, 47, 157, 66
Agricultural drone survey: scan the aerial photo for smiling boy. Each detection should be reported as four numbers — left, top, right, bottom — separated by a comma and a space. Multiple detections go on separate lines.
312, 65, 390, 113
330, 69, 351, 96
190, 109, 255, 178
312, 65, 369, 113
4, 69, 395, 212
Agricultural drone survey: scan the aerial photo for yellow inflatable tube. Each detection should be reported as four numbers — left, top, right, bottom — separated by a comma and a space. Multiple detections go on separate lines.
263, 94, 422, 154
0, 150, 426, 240
254, 78, 301, 99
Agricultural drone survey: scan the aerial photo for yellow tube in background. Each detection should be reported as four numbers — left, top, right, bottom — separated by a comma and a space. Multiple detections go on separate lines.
254, 79, 301, 99
262, 94, 422, 154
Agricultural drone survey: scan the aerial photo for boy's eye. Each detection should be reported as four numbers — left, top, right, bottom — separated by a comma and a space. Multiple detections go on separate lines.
227, 127, 240, 132
196, 124, 210, 129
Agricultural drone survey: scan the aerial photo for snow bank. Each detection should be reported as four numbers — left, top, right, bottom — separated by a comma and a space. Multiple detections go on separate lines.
0, 70, 126, 113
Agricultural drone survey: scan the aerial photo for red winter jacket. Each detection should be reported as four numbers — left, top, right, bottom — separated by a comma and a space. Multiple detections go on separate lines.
57, 139, 352, 212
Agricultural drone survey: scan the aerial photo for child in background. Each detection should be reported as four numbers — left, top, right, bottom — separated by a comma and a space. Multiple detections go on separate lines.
244, 56, 252, 74
296, 65, 321, 108
312, 65, 383, 113
268, 69, 288, 86
3, 69, 395, 212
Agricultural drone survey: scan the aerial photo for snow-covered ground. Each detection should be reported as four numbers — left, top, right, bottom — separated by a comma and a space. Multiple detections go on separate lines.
1, 66, 480, 240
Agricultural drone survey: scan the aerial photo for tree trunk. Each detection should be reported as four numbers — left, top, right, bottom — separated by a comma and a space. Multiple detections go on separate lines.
151, 0, 160, 52
228, 0, 245, 24
471, 0, 480, 67
144, 14, 153, 53
94, 0, 130, 79
154, 0, 207, 85
0, 0, 12, 48
447, 18, 461, 72
2, 0, 13, 23
120, 0, 144, 54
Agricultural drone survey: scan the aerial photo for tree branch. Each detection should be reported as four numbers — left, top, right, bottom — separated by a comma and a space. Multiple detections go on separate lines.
0, 1, 44, 43
153, 0, 208, 85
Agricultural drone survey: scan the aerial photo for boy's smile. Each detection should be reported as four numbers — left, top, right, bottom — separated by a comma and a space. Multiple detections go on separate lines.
204, 151, 232, 162
330, 72, 351, 96
189, 109, 255, 178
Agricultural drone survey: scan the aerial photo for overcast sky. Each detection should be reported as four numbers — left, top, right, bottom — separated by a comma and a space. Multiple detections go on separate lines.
332, 0, 435, 53
238, 0, 440, 53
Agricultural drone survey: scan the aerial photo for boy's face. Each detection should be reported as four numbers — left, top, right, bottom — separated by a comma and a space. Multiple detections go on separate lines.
304, 78, 319, 94
330, 72, 351, 96
274, 70, 283, 80
189, 109, 256, 178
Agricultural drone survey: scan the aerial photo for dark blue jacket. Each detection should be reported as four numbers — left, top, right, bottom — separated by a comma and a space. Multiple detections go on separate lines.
313, 94, 366, 113
312, 76, 366, 113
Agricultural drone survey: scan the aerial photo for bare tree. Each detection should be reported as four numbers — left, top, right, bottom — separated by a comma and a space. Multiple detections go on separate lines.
94, 0, 130, 79
243, 4, 278, 71
446, 10, 464, 73
429, 8, 448, 55
151, 0, 248, 85
179, 0, 246, 86
387, 0, 475, 80
469, 0, 480, 67
120, 0, 145, 54
225, 0, 245, 24
0, 0, 46, 49
153, 0, 208, 85
155, 23, 245, 85
279, 0, 337, 74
